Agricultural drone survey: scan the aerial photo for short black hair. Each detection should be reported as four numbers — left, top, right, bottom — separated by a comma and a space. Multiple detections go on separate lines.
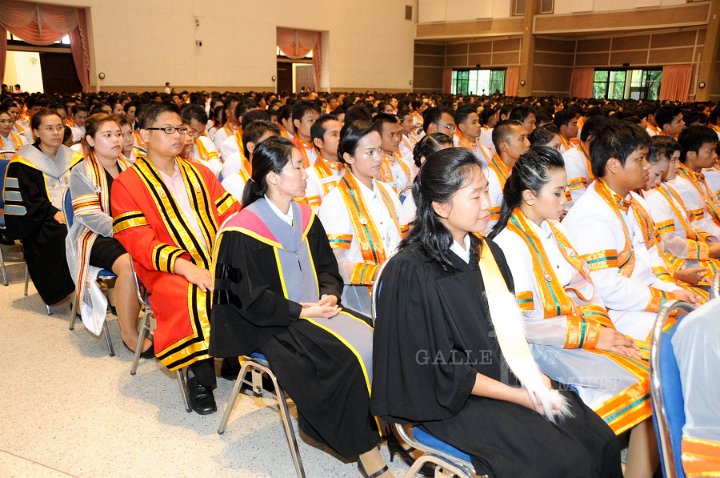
654, 105, 683, 130
590, 119, 650, 178
509, 105, 535, 123
422, 106, 453, 134
180, 103, 208, 125
677, 125, 719, 164
139, 102, 180, 129
311, 114, 340, 142
242, 120, 280, 159
553, 109, 577, 129
492, 119, 523, 151
454, 105, 477, 126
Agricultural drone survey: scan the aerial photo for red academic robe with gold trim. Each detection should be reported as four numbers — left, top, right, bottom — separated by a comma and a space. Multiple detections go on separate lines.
111, 156, 239, 370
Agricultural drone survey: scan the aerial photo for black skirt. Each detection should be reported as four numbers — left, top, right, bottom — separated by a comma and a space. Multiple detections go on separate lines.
89, 236, 126, 271
421, 391, 622, 478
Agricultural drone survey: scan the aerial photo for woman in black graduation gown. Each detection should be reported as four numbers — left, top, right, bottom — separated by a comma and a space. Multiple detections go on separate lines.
371, 147, 622, 478
210, 137, 391, 478
3, 108, 81, 306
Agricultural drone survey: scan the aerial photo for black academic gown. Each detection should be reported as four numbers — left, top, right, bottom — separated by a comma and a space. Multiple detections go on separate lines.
4, 162, 74, 305
372, 240, 622, 478
210, 216, 380, 458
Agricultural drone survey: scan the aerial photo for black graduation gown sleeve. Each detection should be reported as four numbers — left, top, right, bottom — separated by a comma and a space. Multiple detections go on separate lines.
209, 217, 343, 358
3, 162, 62, 240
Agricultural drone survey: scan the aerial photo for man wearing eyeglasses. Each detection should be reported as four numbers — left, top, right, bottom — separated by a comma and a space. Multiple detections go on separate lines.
111, 103, 240, 415
422, 106, 456, 139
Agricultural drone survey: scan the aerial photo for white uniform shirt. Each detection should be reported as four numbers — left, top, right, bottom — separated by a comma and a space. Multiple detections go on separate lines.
318, 173, 407, 315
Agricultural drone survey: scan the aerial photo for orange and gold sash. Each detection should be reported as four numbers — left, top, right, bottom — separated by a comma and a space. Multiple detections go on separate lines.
593, 179, 636, 277
73, 153, 130, 304
336, 173, 403, 267
506, 208, 650, 433
677, 163, 720, 226
194, 138, 218, 162
489, 153, 512, 190
0, 132, 24, 151
313, 153, 345, 196
291, 136, 314, 168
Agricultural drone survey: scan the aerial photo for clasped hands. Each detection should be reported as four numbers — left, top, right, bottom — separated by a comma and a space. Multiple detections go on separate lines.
301, 294, 341, 318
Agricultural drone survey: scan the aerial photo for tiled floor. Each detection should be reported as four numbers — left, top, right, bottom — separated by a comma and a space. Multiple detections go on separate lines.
0, 245, 408, 478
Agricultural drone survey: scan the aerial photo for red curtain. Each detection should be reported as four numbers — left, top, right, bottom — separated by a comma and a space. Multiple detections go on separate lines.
659, 64, 692, 102
569, 68, 594, 98
505, 66, 520, 96
0, 1, 90, 92
277, 27, 322, 91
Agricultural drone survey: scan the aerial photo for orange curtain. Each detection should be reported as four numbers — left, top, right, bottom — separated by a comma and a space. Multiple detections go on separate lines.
659, 64, 692, 102
569, 68, 594, 98
505, 66, 520, 96
277, 27, 322, 91
0, 1, 90, 92
441, 68, 452, 94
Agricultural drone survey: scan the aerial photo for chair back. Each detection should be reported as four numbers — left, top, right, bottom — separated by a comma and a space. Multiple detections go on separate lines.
0, 158, 10, 209
650, 300, 694, 478
62, 188, 74, 229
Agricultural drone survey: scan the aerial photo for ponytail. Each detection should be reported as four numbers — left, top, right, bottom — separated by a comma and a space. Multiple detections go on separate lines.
241, 136, 294, 208
488, 145, 566, 239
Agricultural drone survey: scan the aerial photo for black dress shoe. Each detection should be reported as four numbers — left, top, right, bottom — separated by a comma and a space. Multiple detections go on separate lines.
187, 377, 217, 415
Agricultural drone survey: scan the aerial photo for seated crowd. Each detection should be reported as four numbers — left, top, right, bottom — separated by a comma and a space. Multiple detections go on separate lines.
1, 88, 720, 477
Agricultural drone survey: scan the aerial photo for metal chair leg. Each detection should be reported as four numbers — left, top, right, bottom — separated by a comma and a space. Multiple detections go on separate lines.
130, 310, 150, 375
24, 264, 29, 296
0, 246, 7, 286
69, 294, 80, 330
46, 304, 52, 315
176, 367, 192, 413
217, 360, 254, 434
103, 320, 115, 356
272, 378, 306, 478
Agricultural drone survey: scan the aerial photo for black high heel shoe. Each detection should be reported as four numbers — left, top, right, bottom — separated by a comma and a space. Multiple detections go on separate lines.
123, 339, 154, 359
357, 461, 388, 478
386, 433, 435, 477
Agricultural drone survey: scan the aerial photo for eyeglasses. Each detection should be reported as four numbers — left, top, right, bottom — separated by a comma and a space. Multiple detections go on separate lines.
438, 123, 456, 132
38, 125, 65, 132
145, 126, 189, 135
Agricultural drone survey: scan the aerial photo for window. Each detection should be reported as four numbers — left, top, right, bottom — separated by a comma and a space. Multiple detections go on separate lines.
513, 0, 553, 15
6, 31, 70, 45
593, 68, 662, 100
451, 69, 506, 96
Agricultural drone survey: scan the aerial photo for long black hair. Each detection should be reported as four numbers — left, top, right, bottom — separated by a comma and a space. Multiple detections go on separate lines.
488, 145, 566, 239
241, 136, 294, 207
400, 147, 484, 271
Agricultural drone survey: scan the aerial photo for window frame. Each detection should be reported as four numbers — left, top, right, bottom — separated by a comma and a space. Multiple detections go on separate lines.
451, 68, 507, 96
593, 67, 663, 101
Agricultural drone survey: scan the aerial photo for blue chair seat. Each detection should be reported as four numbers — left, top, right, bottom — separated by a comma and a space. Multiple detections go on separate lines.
249, 352, 268, 365
413, 427, 472, 462
97, 268, 117, 279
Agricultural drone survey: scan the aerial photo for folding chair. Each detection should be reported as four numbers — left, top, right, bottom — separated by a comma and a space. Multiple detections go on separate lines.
0, 157, 12, 286
62, 188, 116, 356
650, 299, 694, 478
217, 352, 306, 478
129, 259, 191, 413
